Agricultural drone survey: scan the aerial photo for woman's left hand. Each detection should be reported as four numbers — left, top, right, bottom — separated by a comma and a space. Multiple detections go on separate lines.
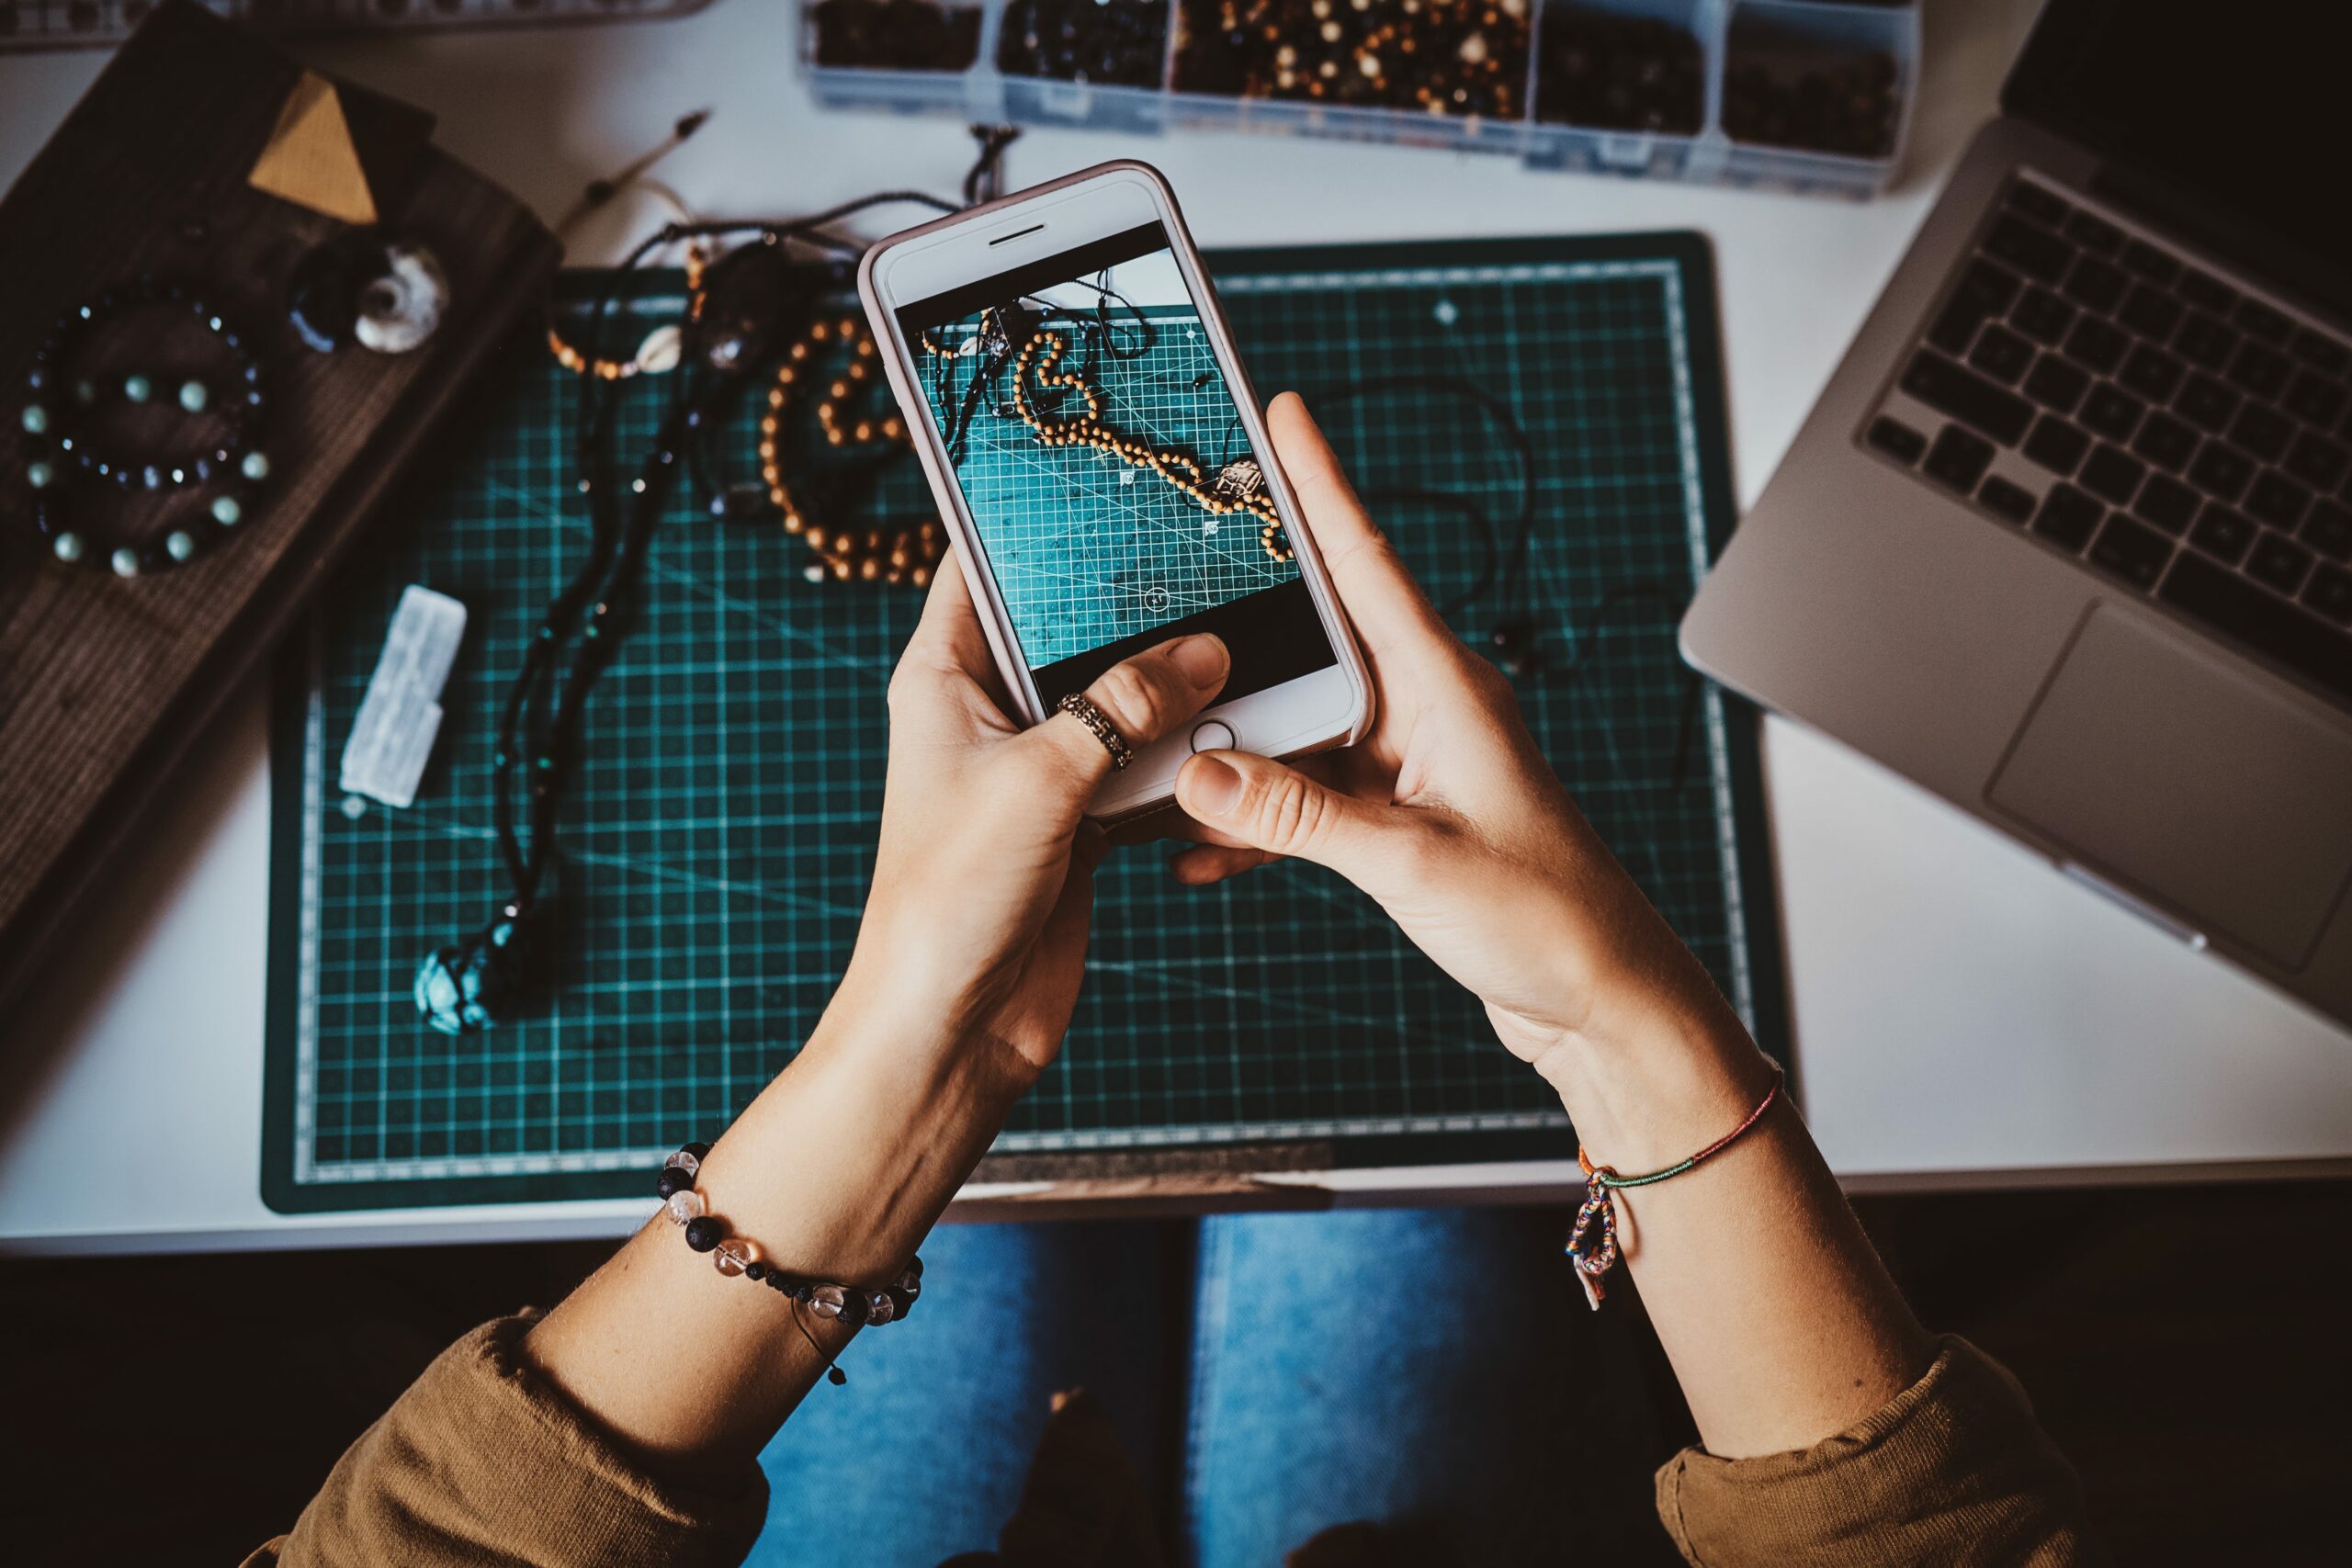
834, 563, 1230, 1087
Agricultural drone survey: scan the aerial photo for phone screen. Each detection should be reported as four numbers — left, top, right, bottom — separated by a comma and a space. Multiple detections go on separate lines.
896, 223, 1339, 707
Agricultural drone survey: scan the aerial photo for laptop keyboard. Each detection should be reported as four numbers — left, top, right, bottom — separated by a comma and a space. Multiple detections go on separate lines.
1862, 175, 2352, 710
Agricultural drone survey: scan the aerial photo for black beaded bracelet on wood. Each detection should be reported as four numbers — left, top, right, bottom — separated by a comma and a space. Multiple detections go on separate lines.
655, 1143, 924, 1338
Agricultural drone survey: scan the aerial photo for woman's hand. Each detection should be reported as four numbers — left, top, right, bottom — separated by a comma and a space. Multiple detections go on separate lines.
1170, 394, 1770, 1164
835, 565, 1231, 1087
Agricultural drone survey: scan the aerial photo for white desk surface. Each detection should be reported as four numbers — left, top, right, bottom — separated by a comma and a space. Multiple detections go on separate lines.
6, 0, 2347, 1254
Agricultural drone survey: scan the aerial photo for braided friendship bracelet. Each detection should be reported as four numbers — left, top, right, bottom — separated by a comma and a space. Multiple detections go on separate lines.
1565, 1066, 1784, 1311
655, 1143, 923, 1385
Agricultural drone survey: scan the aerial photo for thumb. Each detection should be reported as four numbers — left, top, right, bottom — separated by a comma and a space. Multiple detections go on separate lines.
1174, 750, 1419, 889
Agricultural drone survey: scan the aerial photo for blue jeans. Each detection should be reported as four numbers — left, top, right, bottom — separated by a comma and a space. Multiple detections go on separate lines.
754, 1207, 1685, 1566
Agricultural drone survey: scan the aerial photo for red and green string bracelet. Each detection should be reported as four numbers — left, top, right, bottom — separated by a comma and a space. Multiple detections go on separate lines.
1565, 1066, 1785, 1310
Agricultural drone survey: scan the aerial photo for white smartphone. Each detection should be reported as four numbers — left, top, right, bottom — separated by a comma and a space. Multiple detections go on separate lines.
859, 160, 1373, 820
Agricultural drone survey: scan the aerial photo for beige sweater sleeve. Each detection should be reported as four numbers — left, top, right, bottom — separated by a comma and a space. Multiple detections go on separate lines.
244, 1312, 767, 1568
1655, 1336, 2101, 1568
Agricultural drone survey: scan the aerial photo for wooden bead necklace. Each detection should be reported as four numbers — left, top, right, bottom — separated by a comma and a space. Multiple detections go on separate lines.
759, 313, 941, 587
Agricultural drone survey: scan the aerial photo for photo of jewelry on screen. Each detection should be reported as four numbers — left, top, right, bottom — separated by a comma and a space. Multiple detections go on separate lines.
900, 225, 1337, 705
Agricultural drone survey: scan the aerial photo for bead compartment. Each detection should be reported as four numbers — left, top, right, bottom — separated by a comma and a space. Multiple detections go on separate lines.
800, 0, 1918, 199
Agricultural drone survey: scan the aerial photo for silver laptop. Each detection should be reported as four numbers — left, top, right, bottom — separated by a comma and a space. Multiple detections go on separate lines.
1680, 0, 2352, 1030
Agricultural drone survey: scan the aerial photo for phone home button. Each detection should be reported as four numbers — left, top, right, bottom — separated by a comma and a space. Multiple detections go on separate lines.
1189, 720, 1237, 754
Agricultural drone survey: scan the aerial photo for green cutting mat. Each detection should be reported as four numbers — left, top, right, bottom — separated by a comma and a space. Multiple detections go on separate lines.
263, 233, 1775, 1213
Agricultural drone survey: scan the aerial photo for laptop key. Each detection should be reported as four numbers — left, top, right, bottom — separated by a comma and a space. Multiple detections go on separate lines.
1901, 351, 2033, 446
1970, 323, 2035, 386
1867, 415, 1928, 465
2229, 340, 2291, 400
2284, 432, 2349, 492
2134, 472, 2199, 536
2064, 316, 2129, 375
2177, 268, 2237, 316
2308, 563, 2352, 626
2022, 353, 2089, 413
1923, 425, 1995, 492
2285, 370, 2348, 431
2229, 400, 2293, 462
1979, 474, 2037, 524
2034, 483, 2103, 551
2119, 343, 2185, 403
2010, 287, 2075, 346
2080, 444, 2147, 507
2304, 500, 2352, 561
2088, 513, 2174, 589
1928, 258, 2022, 355
2189, 502, 2256, 564
2246, 471, 2312, 532
2120, 239, 2180, 286
2161, 552, 2352, 704
2131, 411, 2197, 472
2063, 254, 2128, 314
2248, 532, 2316, 596
2008, 181, 2071, 227
1985, 214, 2075, 283
2063, 209, 2122, 254
2173, 312, 2239, 371
2233, 297, 2293, 344
2175, 373, 2240, 434
2290, 329, 2350, 374
2187, 440, 2254, 502
2024, 413, 2091, 476
2080, 383, 2145, 443
2119, 284, 2183, 344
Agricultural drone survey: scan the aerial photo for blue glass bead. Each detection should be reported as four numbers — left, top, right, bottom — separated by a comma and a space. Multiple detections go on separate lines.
25, 460, 51, 489
166, 530, 198, 562
141, 464, 164, 491
19, 404, 46, 434
210, 495, 243, 525
52, 532, 84, 563
240, 450, 269, 482
178, 379, 209, 413
122, 375, 152, 403
111, 547, 140, 578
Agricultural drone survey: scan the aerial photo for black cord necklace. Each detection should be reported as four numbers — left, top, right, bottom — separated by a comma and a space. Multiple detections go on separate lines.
413, 188, 969, 1036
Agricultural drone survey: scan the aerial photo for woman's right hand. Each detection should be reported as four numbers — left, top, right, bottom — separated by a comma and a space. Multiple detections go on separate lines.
1171, 394, 1771, 1163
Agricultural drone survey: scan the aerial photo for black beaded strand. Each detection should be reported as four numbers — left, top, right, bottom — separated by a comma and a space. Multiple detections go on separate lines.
13, 275, 272, 579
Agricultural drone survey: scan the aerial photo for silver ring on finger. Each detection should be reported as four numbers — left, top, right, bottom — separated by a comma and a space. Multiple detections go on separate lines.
1054, 692, 1134, 770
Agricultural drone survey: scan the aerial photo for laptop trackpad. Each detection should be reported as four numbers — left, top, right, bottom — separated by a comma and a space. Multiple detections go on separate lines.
1987, 605, 2352, 969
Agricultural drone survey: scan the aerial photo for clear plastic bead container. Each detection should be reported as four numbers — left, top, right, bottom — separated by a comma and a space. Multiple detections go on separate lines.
801, 0, 1918, 199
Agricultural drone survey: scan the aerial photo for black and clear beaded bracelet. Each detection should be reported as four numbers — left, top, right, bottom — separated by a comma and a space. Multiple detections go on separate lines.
656, 1142, 923, 1384
15, 275, 271, 578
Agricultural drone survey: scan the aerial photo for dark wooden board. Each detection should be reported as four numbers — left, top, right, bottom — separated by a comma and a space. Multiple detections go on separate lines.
0, 0, 559, 1022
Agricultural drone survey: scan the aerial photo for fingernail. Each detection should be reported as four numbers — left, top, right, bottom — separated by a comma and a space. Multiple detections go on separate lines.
1168, 635, 1228, 689
1184, 754, 1244, 815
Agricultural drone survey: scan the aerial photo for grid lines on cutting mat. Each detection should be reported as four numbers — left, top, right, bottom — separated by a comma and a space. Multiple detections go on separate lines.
270, 247, 1750, 1209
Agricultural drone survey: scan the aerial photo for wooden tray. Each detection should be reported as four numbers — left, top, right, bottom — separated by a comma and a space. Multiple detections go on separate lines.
0, 0, 559, 1022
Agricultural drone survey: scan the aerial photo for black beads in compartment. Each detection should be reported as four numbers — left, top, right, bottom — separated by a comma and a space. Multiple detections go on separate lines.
1173, 0, 1532, 120
998, 0, 1171, 86
1534, 3, 1703, 135
808, 0, 983, 70
1721, 1, 1902, 159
